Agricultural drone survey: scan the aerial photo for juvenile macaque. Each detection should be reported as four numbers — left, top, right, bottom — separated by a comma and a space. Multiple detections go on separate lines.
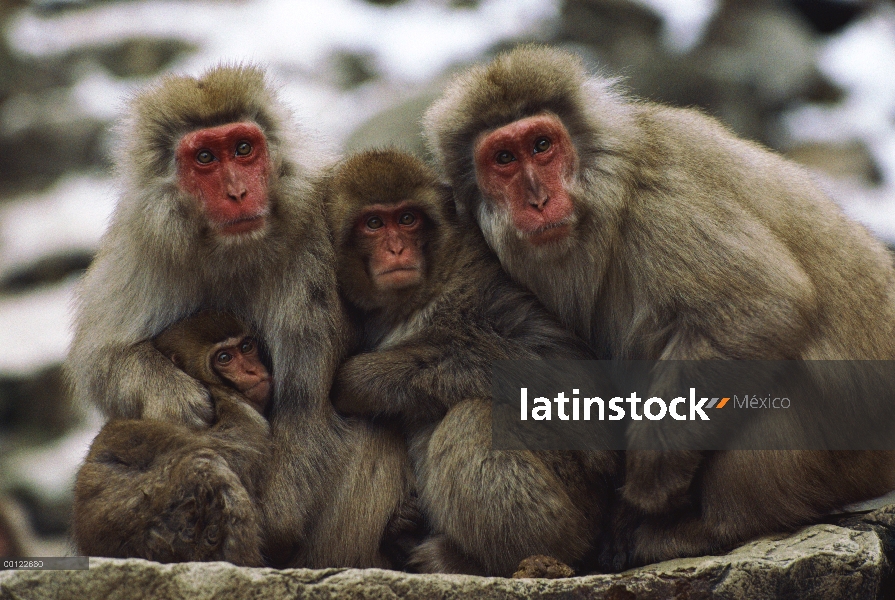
72, 310, 271, 565
325, 149, 618, 576
424, 45, 895, 567
66, 65, 412, 568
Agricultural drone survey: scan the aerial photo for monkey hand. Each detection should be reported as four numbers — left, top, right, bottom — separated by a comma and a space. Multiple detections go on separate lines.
142, 368, 215, 429
621, 450, 701, 514
381, 490, 427, 566
331, 354, 390, 416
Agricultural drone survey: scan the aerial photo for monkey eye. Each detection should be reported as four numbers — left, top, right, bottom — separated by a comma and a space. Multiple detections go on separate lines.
196, 150, 215, 164
533, 137, 551, 153
235, 141, 253, 156
240, 338, 256, 354
216, 350, 233, 365
495, 150, 515, 165
398, 212, 416, 226
366, 216, 384, 230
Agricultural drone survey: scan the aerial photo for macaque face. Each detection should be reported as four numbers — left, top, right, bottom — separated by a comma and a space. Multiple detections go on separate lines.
210, 336, 271, 413
176, 122, 271, 236
474, 114, 578, 245
356, 203, 426, 291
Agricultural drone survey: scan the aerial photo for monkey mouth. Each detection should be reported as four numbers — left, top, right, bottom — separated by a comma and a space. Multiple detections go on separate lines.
378, 266, 419, 275
375, 267, 422, 290
526, 219, 573, 245
219, 213, 268, 235
243, 377, 272, 413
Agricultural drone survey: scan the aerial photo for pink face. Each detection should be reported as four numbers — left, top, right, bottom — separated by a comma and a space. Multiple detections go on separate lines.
356, 202, 426, 291
176, 122, 271, 236
474, 114, 578, 245
211, 336, 271, 414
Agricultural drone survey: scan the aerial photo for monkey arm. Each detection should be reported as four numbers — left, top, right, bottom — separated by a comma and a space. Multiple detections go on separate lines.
67, 337, 214, 428
332, 278, 594, 424
330, 340, 486, 425
206, 384, 271, 493
481, 276, 597, 361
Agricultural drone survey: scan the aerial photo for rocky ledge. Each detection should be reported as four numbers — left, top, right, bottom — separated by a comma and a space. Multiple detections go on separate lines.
3, 504, 895, 600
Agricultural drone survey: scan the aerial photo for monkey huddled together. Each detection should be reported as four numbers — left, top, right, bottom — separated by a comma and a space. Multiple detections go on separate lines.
69, 47, 895, 575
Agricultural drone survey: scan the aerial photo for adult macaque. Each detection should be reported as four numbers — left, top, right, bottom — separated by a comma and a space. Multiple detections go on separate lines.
66, 65, 412, 568
324, 149, 618, 577
424, 45, 895, 567
72, 311, 271, 565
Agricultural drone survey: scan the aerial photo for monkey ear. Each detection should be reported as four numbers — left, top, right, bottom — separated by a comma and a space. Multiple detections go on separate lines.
168, 353, 182, 368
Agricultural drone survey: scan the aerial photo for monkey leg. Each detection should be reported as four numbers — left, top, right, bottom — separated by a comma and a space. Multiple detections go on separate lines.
73, 421, 263, 566
618, 450, 895, 568
414, 399, 596, 577
150, 449, 264, 566
303, 420, 415, 569
621, 449, 703, 514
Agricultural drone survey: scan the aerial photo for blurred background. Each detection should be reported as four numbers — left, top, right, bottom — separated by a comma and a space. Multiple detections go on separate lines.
0, 0, 893, 558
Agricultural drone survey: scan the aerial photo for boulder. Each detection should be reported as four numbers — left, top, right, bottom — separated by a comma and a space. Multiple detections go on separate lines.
4, 507, 895, 599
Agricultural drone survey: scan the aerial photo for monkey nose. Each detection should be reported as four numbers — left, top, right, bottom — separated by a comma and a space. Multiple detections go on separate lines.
528, 194, 549, 210
227, 186, 248, 202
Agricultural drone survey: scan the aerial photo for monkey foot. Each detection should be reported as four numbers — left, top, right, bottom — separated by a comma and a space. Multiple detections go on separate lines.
512, 555, 575, 579
155, 451, 263, 566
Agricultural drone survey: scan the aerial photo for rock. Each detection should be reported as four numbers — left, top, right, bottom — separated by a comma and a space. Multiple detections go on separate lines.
92, 38, 194, 79
2, 516, 892, 599
786, 140, 882, 185
343, 88, 443, 157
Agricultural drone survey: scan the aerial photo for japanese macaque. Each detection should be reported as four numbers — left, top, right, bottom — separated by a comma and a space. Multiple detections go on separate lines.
72, 311, 271, 565
423, 45, 895, 567
324, 149, 618, 577
66, 65, 412, 568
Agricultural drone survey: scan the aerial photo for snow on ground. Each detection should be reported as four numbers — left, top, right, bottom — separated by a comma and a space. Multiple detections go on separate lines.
782, 5, 895, 241
4, 407, 105, 501
0, 280, 76, 376
8, 0, 560, 142
0, 175, 116, 277
633, 0, 718, 52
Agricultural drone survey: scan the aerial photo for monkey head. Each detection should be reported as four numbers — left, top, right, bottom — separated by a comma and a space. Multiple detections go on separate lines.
325, 150, 461, 314
424, 45, 632, 255
153, 310, 271, 414
122, 64, 297, 247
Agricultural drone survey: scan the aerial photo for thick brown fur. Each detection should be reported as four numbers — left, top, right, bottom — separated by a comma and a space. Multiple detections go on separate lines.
66, 65, 412, 568
72, 310, 270, 565
424, 45, 895, 568
324, 149, 618, 576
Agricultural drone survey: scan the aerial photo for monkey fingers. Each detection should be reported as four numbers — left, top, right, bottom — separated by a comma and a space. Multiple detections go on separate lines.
512, 555, 575, 579
620, 450, 702, 514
